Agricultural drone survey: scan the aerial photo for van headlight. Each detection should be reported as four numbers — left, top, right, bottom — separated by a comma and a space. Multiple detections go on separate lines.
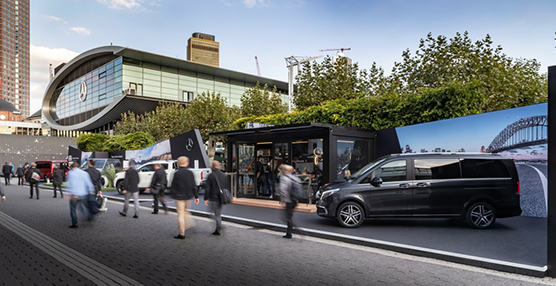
320, 188, 340, 200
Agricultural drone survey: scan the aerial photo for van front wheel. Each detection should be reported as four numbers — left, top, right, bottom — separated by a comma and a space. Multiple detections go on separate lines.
337, 202, 365, 228
466, 202, 496, 229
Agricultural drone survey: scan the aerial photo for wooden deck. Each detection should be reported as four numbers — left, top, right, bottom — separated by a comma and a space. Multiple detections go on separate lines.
230, 198, 317, 213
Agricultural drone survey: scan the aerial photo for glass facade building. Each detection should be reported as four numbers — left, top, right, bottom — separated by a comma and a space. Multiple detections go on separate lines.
43, 46, 288, 133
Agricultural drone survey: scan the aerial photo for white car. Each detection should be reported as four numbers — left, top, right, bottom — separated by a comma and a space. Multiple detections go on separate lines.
114, 160, 211, 194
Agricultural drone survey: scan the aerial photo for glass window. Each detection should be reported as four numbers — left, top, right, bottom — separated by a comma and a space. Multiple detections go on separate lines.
414, 158, 460, 180
375, 160, 407, 182
183, 91, 194, 102
138, 164, 155, 172
461, 159, 511, 179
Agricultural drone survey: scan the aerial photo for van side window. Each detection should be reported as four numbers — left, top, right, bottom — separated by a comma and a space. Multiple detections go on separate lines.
139, 165, 155, 172
461, 159, 510, 178
414, 158, 460, 180
375, 160, 407, 182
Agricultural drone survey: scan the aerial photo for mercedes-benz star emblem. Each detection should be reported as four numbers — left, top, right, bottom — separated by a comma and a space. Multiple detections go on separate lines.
186, 138, 194, 151
79, 81, 88, 102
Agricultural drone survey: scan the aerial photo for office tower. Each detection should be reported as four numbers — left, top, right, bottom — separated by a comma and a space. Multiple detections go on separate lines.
187, 32, 219, 67
0, 0, 29, 118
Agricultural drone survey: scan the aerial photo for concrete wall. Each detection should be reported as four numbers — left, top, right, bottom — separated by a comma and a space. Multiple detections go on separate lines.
0, 134, 75, 166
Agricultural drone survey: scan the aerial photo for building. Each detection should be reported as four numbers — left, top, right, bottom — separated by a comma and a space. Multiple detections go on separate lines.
0, 98, 47, 135
0, 0, 30, 118
42, 45, 288, 134
187, 32, 219, 67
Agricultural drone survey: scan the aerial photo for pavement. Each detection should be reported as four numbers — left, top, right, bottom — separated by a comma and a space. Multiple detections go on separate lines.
1, 180, 555, 285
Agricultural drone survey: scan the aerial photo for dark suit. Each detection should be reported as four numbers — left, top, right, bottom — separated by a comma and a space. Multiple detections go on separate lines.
28, 167, 41, 199
52, 168, 65, 198
16, 167, 25, 185
204, 169, 229, 232
255, 160, 267, 195
121, 168, 139, 216
2, 164, 11, 185
85, 167, 102, 194
150, 168, 167, 213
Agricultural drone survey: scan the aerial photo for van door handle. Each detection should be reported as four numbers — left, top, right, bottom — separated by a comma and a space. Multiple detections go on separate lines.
416, 182, 430, 188
399, 183, 410, 188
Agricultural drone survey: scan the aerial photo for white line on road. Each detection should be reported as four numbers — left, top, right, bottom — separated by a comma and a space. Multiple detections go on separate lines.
522, 163, 548, 212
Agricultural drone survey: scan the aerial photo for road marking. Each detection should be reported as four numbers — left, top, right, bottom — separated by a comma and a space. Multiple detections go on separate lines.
0, 211, 143, 286
523, 164, 548, 212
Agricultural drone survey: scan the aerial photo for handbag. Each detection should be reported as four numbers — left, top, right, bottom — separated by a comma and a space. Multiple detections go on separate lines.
31, 172, 41, 182
214, 173, 232, 204
150, 183, 162, 195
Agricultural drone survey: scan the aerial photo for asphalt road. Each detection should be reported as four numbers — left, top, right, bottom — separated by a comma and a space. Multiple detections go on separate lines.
1, 184, 555, 285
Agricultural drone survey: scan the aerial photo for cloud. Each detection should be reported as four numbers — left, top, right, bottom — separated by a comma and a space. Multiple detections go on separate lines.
221, 0, 233, 7
243, 0, 269, 8
70, 27, 91, 35
97, 0, 142, 9
46, 15, 67, 24
30, 45, 79, 114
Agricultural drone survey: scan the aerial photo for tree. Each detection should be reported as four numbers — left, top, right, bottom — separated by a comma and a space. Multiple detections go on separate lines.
76, 133, 109, 152
240, 82, 287, 117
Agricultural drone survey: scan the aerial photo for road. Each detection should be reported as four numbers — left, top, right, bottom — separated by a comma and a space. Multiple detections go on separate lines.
1, 184, 555, 285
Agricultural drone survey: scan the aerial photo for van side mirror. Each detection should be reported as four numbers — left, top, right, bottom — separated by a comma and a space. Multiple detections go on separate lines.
371, 177, 383, 187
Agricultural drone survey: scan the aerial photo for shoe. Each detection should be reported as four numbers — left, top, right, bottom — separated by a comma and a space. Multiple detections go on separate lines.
69, 225, 78, 228
283, 235, 292, 239
133, 215, 138, 218
151, 211, 158, 214
174, 234, 185, 239
36, 198, 39, 200
99, 207, 108, 212
2, 197, 5, 202
53, 196, 56, 198
212, 230, 221, 236
119, 211, 126, 217
29, 196, 33, 199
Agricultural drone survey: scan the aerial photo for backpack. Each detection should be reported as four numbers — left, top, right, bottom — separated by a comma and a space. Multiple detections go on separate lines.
288, 174, 304, 202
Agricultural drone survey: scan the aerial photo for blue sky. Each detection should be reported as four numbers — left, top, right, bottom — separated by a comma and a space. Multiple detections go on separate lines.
29, 0, 556, 113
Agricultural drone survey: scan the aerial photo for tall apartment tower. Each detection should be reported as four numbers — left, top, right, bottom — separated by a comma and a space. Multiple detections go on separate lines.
187, 32, 219, 67
0, 0, 29, 119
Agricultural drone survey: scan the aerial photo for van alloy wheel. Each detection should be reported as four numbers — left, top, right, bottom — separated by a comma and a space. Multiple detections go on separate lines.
467, 202, 496, 229
337, 202, 364, 228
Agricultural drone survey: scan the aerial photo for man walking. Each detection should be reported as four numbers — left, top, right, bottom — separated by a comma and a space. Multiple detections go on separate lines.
204, 161, 229, 236
16, 164, 25, 185
255, 156, 267, 196
28, 163, 41, 199
279, 164, 301, 239
52, 164, 65, 198
66, 162, 95, 228
2, 162, 11, 185
119, 160, 140, 218
85, 160, 102, 213
171, 156, 199, 239
147, 163, 168, 214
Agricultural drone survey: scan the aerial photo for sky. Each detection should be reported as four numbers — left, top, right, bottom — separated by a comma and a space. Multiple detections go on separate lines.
29, 0, 556, 114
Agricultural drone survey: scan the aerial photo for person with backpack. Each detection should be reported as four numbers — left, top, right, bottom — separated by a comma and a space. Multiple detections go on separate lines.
279, 164, 302, 239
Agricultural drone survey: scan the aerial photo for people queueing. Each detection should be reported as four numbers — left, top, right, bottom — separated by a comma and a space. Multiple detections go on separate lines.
16, 164, 25, 185
52, 164, 65, 198
27, 163, 41, 199
66, 162, 95, 228
119, 160, 140, 218
171, 156, 199, 239
204, 160, 229, 236
85, 160, 102, 213
279, 164, 301, 239
147, 163, 168, 214
2, 162, 11, 185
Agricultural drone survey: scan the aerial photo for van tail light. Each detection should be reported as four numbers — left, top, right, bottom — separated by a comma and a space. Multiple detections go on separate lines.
516, 181, 521, 195
201, 172, 203, 180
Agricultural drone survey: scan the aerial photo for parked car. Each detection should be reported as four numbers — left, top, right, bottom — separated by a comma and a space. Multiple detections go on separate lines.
80, 158, 123, 188
316, 153, 522, 229
113, 160, 211, 195
35, 160, 69, 182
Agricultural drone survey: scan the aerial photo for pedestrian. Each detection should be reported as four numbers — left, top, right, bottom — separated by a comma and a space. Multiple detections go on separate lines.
28, 163, 41, 199
52, 164, 65, 198
147, 163, 168, 214
279, 164, 301, 239
119, 160, 140, 218
204, 160, 229, 236
0, 184, 5, 202
16, 164, 25, 185
171, 156, 199, 239
2, 162, 11, 185
84, 159, 103, 213
66, 162, 95, 228
23, 163, 29, 183
255, 155, 267, 196
9, 162, 14, 180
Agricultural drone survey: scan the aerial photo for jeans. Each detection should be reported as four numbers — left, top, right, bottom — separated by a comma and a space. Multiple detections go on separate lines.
153, 192, 167, 213
17, 176, 23, 185
70, 195, 90, 225
210, 200, 222, 232
29, 182, 39, 198
285, 202, 297, 236
122, 191, 140, 216
53, 184, 63, 198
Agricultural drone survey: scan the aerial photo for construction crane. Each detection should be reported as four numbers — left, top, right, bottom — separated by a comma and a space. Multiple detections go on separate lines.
319, 48, 351, 53
284, 55, 323, 112
255, 56, 261, 77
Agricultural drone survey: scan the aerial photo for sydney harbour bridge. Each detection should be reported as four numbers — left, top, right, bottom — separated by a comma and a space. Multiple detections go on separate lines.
486, 115, 547, 153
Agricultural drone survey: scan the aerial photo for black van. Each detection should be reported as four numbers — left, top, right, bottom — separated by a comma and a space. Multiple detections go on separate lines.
316, 153, 521, 229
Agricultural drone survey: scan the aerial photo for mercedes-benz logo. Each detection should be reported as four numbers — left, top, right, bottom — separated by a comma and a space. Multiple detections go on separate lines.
186, 138, 194, 151
79, 81, 88, 102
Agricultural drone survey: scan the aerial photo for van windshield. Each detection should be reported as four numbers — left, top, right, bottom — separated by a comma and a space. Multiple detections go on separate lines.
348, 156, 387, 180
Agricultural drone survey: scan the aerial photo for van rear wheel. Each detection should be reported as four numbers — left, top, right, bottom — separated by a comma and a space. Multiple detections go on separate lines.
337, 202, 365, 228
466, 202, 496, 229
116, 180, 124, 195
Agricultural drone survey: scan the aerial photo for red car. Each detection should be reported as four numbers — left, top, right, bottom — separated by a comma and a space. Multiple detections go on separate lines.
35, 160, 69, 181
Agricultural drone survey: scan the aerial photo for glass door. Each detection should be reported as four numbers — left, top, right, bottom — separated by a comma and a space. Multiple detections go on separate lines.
237, 144, 255, 197
270, 142, 289, 198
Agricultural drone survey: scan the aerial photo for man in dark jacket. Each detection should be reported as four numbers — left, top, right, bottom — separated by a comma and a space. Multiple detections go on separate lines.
84, 160, 102, 195
171, 156, 199, 239
2, 162, 11, 185
119, 160, 140, 218
147, 163, 168, 214
52, 164, 65, 198
255, 156, 267, 196
16, 164, 25, 185
204, 160, 229, 235
28, 163, 41, 199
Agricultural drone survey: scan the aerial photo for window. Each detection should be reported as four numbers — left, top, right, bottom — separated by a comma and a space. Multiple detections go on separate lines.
375, 160, 407, 182
414, 158, 460, 180
138, 164, 155, 172
183, 91, 194, 102
461, 159, 511, 179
